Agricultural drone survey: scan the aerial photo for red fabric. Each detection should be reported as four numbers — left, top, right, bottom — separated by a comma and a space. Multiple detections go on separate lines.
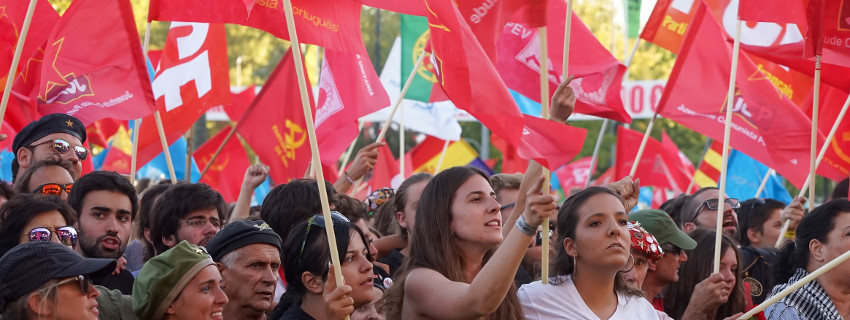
368, 144, 399, 193
146, 50, 163, 69
236, 50, 313, 185
651, 187, 669, 209
805, 0, 850, 67
455, 0, 547, 61
408, 135, 446, 170
801, 85, 850, 182
490, 133, 528, 174
11, 0, 156, 126
553, 157, 591, 195
615, 126, 692, 193
134, 23, 231, 169
639, 0, 693, 54
101, 147, 131, 175
661, 131, 696, 185
85, 119, 124, 149
194, 126, 250, 202
316, 48, 389, 167
355, 0, 427, 16
517, 115, 586, 170
223, 85, 256, 121
148, 0, 364, 54
497, 0, 630, 123
655, 3, 817, 188
0, 0, 58, 102
737, 0, 806, 25
425, 0, 525, 146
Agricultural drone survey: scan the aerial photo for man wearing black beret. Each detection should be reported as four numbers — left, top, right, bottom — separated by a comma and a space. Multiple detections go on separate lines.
206, 219, 282, 320
12, 113, 87, 181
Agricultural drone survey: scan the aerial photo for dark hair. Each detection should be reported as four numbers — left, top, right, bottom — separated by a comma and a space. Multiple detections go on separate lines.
0, 194, 77, 257
270, 216, 370, 318
664, 229, 745, 320
260, 179, 338, 241
381, 167, 522, 319
0, 181, 15, 201
775, 199, 850, 284
335, 194, 369, 223
68, 171, 139, 221
736, 198, 786, 246
549, 187, 642, 295
660, 194, 688, 228
137, 182, 172, 263
392, 173, 432, 241
149, 182, 225, 255
13, 155, 73, 194
679, 187, 719, 226
832, 178, 849, 200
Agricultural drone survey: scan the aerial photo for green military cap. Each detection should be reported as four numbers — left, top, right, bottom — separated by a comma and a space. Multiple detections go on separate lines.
629, 209, 697, 250
133, 241, 215, 320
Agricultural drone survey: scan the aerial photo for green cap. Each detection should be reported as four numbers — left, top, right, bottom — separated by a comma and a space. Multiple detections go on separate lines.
628, 209, 697, 250
133, 241, 215, 320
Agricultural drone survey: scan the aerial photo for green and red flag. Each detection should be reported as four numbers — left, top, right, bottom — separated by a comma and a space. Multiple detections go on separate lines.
400, 14, 437, 102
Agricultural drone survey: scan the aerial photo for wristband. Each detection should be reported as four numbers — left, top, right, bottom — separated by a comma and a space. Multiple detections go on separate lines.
344, 171, 355, 184
515, 215, 537, 236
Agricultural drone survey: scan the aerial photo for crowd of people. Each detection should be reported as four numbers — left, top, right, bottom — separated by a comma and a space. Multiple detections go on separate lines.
1, 82, 849, 320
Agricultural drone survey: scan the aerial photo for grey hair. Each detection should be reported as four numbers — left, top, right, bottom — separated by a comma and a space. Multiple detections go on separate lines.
219, 250, 242, 270
2, 278, 62, 319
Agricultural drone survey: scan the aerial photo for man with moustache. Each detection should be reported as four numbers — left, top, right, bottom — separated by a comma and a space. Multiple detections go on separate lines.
206, 220, 282, 320
149, 182, 225, 255
68, 170, 139, 294
12, 113, 88, 181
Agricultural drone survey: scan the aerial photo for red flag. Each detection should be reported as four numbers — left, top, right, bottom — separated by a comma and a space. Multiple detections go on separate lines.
806, 0, 850, 67
134, 22, 230, 168
615, 126, 692, 193
101, 147, 132, 175
194, 126, 250, 202
316, 48, 389, 167
368, 144, 399, 193
10, 0, 156, 126
425, 0, 525, 146
802, 85, 850, 182
148, 0, 365, 54
86, 118, 124, 148
517, 115, 587, 170
639, 0, 695, 54
737, 0, 806, 26
554, 157, 591, 195
355, 0, 428, 16
651, 187, 670, 209
223, 85, 256, 121
236, 51, 313, 185
0, 0, 58, 91
490, 133, 528, 174
497, 0, 630, 122
661, 131, 696, 184
455, 0, 547, 61
655, 3, 818, 187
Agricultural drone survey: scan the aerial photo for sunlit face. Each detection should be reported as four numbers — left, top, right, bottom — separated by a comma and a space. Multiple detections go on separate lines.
167, 265, 228, 320
50, 275, 101, 320
397, 181, 428, 234
649, 244, 688, 285
76, 191, 132, 259
718, 248, 738, 303
28, 165, 74, 201
170, 208, 221, 248
450, 175, 503, 250
687, 189, 738, 237
219, 244, 280, 315
341, 233, 374, 308
814, 212, 850, 281
565, 193, 630, 271
19, 210, 70, 247
20, 133, 84, 180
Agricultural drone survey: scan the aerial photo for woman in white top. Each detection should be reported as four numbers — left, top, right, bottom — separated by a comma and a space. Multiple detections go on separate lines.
518, 186, 659, 320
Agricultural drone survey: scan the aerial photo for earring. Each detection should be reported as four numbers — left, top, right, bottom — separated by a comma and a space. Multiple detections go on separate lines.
618, 254, 635, 273
570, 255, 577, 277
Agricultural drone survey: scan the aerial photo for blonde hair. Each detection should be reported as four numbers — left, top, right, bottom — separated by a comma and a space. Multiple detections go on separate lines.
2, 278, 63, 319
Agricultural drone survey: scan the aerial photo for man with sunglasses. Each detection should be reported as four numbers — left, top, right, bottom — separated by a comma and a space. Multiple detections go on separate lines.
13, 156, 75, 201
68, 171, 139, 295
12, 113, 88, 181
682, 187, 740, 237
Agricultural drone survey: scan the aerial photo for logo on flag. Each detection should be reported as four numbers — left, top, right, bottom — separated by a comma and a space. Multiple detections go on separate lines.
272, 120, 307, 168
151, 22, 215, 112
316, 59, 343, 128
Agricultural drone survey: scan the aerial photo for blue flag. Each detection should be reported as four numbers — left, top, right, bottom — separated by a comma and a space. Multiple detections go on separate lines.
724, 150, 793, 204
136, 136, 201, 183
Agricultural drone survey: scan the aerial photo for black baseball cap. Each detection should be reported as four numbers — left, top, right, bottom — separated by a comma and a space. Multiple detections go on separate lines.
0, 241, 115, 312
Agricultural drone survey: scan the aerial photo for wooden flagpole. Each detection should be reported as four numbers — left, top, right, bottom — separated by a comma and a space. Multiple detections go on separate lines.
0, 0, 37, 133
185, 127, 193, 181
337, 121, 365, 178
628, 112, 658, 178
584, 119, 609, 187
282, 0, 345, 293
198, 125, 239, 180
714, 20, 743, 273
433, 139, 451, 174
539, 26, 552, 285
754, 169, 774, 198
400, 102, 406, 179
153, 111, 178, 183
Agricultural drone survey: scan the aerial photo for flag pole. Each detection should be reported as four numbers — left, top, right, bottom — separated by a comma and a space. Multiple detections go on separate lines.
433, 139, 451, 174
337, 121, 365, 178
199, 125, 238, 180
539, 26, 552, 285
754, 169, 774, 198
283, 0, 345, 294
0, 0, 37, 134
584, 119, 609, 187
185, 127, 193, 181
563, 0, 573, 78
808, 55, 821, 207
714, 20, 743, 273
153, 111, 179, 183
776, 55, 836, 248
400, 102, 406, 179
628, 112, 658, 178
376, 47, 427, 143
737, 247, 850, 319
130, 21, 152, 185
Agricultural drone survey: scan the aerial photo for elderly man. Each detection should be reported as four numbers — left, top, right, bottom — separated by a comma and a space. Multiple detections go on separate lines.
206, 219, 282, 320
12, 113, 87, 181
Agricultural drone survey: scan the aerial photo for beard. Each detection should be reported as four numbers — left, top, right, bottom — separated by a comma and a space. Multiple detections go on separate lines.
78, 228, 126, 260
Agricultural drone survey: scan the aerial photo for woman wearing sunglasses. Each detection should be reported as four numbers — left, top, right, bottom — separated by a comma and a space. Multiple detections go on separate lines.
0, 241, 116, 320
380, 166, 557, 319
0, 194, 77, 257
270, 212, 375, 320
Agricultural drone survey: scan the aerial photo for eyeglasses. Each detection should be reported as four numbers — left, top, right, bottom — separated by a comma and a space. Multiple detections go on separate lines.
660, 243, 683, 256
690, 198, 741, 222
298, 212, 350, 264
29, 226, 78, 248
32, 183, 73, 196
56, 275, 92, 295
500, 202, 516, 211
28, 139, 88, 161
181, 217, 222, 229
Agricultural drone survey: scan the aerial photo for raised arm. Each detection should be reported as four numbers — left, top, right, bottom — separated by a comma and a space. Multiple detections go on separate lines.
230, 164, 269, 221
334, 141, 384, 194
